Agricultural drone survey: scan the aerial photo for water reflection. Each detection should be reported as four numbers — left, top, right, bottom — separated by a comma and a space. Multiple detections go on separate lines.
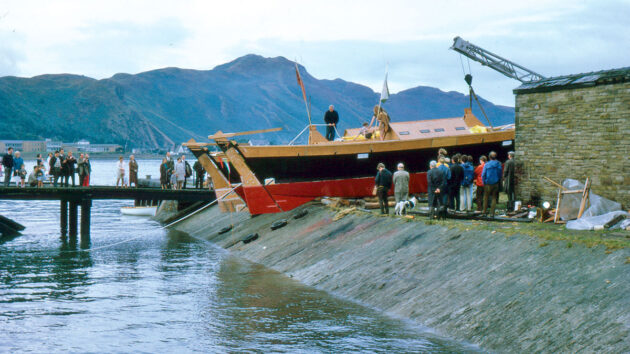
0, 160, 478, 353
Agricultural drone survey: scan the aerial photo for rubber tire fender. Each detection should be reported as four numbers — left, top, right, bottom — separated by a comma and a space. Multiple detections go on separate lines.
242, 233, 259, 244
270, 219, 288, 230
293, 209, 308, 219
218, 225, 233, 235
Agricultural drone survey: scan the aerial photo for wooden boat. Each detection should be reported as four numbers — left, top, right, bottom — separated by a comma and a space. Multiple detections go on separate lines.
186, 108, 514, 215
120, 206, 157, 217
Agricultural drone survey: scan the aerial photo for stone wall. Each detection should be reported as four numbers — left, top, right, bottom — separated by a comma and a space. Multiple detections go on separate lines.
515, 82, 630, 208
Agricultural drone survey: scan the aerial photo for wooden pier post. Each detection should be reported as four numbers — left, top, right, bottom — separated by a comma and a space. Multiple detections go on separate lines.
69, 201, 78, 237
60, 199, 68, 235
80, 199, 91, 239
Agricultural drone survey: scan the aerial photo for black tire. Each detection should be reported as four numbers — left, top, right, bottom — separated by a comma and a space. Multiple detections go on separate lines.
242, 233, 259, 244
293, 210, 308, 219
270, 219, 288, 230
218, 225, 233, 235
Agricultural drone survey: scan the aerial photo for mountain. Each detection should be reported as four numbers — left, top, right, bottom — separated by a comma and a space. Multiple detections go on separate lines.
0, 55, 514, 149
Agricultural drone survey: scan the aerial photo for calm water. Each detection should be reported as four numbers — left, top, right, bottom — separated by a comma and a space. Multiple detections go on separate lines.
1, 160, 478, 353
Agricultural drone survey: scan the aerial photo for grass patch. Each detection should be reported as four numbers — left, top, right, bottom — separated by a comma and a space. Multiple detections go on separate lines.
419, 217, 630, 250
329, 199, 630, 250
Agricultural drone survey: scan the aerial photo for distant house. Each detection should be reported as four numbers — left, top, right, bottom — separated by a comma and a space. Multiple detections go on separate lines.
1, 140, 24, 152
45, 139, 62, 152
175, 144, 190, 155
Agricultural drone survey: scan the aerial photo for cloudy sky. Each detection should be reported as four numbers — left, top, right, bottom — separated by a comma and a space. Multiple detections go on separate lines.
1, 0, 628, 106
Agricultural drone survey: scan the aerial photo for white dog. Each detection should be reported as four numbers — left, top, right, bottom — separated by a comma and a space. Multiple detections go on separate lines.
394, 196, 417, 215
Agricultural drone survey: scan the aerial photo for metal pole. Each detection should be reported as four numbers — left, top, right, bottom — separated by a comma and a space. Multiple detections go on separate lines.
69, 201, 78, 237
60, 199, 68, 236
80, 199, 91, 239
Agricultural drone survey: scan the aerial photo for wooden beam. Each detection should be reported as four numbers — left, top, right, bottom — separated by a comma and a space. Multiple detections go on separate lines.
577, 178, 591, 219
543, 176, 567, 191
208, 127, 282, 140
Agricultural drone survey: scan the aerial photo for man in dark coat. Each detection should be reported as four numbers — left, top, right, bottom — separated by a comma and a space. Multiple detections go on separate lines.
165, 152, 174, 189
2, 147, 14, 186
58, 148, 68, 187
448, 154, 464, 211
427, 160, 446, 219
374, 162, 392, 215
77, 153, 86, 187
64, 151, 77, 187
503, 151, 516, 211
323, 105, 339, 141
49, 150, 63, 187
193, 160, 205, 189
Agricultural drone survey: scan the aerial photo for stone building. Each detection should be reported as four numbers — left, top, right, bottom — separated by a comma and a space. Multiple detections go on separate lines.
514, 67, 630, 208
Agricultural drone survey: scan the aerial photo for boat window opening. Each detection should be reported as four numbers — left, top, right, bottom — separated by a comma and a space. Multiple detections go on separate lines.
420, 129, 431, 133
357, 153, 369, 159
399, 131, 410, 135
455, 127, 467, 131
502, 140, 513, 146
434, 128, 445, 132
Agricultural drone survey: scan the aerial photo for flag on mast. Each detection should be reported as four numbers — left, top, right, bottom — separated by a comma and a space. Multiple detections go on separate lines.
380, 73, 390, 103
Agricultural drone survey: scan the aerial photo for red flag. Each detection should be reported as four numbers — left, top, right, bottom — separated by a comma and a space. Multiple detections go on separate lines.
295, 63, 307, 103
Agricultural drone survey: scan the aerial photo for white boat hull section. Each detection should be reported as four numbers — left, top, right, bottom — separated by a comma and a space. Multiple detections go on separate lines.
120, 206, 157, 217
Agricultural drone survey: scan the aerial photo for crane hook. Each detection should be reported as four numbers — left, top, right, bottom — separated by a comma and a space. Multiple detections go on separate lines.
464, 74, 473, 86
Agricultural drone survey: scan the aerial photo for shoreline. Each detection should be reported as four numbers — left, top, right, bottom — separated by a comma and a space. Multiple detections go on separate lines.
159, 201, 630, 353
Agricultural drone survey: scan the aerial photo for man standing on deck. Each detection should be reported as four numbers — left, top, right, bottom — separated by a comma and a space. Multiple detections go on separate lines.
2, 147, 14, 186
324, 105, 339, 141
374, 163, 392, 215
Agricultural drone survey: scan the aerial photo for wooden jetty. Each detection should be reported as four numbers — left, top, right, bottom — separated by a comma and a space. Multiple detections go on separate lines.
0, 186, 216, 239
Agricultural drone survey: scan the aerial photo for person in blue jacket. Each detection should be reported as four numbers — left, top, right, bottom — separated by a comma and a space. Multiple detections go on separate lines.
460, 155, 475, 212
481, 151, 503, 217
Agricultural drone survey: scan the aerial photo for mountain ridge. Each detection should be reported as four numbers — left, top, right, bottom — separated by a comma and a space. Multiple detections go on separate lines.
0, 54, 514, 148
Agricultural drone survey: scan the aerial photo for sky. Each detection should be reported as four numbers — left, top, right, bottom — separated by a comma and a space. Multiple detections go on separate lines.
0, 0, 628, 106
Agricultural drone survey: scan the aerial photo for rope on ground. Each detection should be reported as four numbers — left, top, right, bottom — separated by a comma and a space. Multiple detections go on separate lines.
161, 183, 242, 229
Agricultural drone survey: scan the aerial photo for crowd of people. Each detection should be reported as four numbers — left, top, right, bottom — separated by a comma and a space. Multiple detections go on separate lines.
1, 147, 92, 188
158, 152, 206, 190
0, 149, 208, 190
374, 148, 516, 218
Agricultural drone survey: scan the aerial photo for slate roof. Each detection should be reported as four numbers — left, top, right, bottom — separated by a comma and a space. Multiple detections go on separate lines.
513, 67, 630, 94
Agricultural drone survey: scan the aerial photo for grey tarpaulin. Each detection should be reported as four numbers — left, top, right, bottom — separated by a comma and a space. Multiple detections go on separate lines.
566, 211, 629, 231
558, 179, 621, 221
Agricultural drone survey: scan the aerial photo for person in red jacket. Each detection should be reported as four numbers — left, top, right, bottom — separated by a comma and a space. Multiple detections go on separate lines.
474, 155, 487, 211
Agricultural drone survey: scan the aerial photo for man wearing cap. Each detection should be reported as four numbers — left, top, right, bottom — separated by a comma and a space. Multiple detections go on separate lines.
503, 151, 516, 211
392, 162, 410, 204
374, 162, 392, 215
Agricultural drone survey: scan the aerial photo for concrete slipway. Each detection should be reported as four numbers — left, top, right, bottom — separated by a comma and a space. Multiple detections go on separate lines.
156, 202, 629, 353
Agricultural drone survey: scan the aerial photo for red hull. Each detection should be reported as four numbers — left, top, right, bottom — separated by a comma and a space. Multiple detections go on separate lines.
242, 173, 428, 215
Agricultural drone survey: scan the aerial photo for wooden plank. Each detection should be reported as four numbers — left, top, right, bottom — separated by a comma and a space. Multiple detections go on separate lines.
208, 127, 282, 140
577, 178, 591, 219
543, 176, 567, 191
561, 190, 585, 195
554, 188, 563, 223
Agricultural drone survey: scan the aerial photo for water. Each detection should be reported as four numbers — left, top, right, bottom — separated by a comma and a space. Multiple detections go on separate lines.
1, 160, 478, 353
